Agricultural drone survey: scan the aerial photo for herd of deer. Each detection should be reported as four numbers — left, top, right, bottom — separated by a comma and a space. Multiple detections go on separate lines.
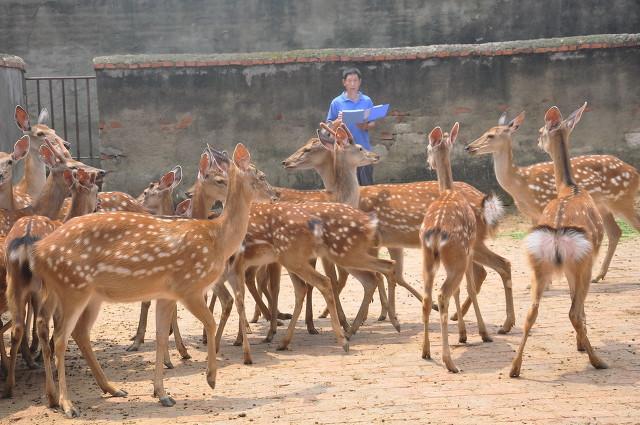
0, 101, 638, 418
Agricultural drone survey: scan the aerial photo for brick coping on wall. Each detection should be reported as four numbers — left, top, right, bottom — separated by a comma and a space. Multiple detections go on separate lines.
93, 33, 640, 70
0, 54, 25, 71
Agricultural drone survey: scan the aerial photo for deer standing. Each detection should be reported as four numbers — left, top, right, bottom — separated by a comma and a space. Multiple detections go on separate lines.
420, 123, 491, 373
3, 167, 99, 398
466, 111, 639, 282
21, 144, 273, 417
510, 103, 608, 377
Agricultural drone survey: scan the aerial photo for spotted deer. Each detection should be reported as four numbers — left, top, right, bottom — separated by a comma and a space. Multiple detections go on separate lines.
126, 166, 192, 366
25, 144, 273, 417
14, 106, 106, 198
3, 168, 99, 398
284, 124, 515, 333
466, 111, 639, 282
0, 135, 32, 210
510, 103, 608, 377
420, 124, 492, 373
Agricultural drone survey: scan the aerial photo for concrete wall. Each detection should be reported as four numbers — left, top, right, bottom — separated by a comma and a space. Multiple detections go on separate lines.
94, 34, 640, 198
0, 55, 25, 152
1, 0, 638, 76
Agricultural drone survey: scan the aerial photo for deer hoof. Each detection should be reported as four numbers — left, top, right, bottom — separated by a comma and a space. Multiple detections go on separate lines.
159, 396, 176, 407
125, 343, 141, 352
482, 334, 493, 343
342, 341, 350, 353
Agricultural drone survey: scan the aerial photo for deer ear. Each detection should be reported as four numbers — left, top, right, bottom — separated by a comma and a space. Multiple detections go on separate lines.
77, 168, 91, 185
198, 152, 210, 178
497, 111, 508, 126
317, 129, 335, 151
340, 124, 355, 144
507, 111, 525, 133
39, 144, 57, 168
449, 122, 460, 145
564, 102, 587, 131
544, 106, 563, 130
37, 108, 50, 125
171, 165, 183, 188
89, 171, 97, 185
428, 126, 443, 146
15, 105, 30, 131
233, 143, 251, 171
335, 127, 350, 147
63, 169, 75, 187
158, 169, 176, 190
175, 198, 191, 217
12, 136, 30, 161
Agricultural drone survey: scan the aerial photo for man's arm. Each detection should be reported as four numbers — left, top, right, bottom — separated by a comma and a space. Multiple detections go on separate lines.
327, 99, 340, 122
357, 96, 375, 130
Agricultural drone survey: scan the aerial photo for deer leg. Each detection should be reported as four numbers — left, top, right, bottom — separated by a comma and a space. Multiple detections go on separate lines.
281, 262, 348, 352
170, 304, 190, 360
468, 243, 515, 334
451, 262, 486, 320
212, 276, 234, 353
72, 298, 127, 398
19, 296, 37, 369
465, 261, 492, 342
567, 262, 608, 369
0, 319, 10, 374
265, 260, 281, 343
389, 247, 423, 301
35, 300, 56, 408
277, 274, 307, 351
422, 251, 437, 360
510, 263, 550, 378
3, 287, 31, 398
153, 299, 177, 407
593, 211, 622, 282
344, 270, 378, 339
438, 269, 464, 373
180, 293, 218, 392
305, 283, 319, 335
320, 265, 349, 319
28, 297, 40, 356
246, 265, 272, 322
453, 289, 467, 343
202, 291, 215, 344
127, 301, 151, 351
228, 262, 253, 365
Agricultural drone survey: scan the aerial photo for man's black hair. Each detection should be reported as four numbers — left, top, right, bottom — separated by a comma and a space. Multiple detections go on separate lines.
342, 68, 362, 80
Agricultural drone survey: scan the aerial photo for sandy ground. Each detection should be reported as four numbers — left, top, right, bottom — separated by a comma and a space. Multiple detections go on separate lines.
1, 213, 639, 424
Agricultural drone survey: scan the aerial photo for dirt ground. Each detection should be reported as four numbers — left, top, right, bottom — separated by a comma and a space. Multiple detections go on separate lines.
1, 213, 639, 424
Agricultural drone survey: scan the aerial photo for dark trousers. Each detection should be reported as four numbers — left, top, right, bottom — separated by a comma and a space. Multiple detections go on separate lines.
357, 164, 374, 186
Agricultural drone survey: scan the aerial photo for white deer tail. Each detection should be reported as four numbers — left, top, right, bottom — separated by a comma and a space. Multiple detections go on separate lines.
525, 226, 592, 266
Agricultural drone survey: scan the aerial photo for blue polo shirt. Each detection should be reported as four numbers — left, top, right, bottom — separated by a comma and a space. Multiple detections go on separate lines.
326, 92, 374, 151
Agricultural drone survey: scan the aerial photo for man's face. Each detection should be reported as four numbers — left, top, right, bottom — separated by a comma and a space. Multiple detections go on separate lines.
342, 74, 361, 93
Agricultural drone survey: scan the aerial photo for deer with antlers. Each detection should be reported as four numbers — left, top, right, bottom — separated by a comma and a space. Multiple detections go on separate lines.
283, 123, 514, 334
466, 111, 639, 282
3, 167, 99, 398
421, 123, 491, 373
510, 103, 608, 377
20, 144, 273, 417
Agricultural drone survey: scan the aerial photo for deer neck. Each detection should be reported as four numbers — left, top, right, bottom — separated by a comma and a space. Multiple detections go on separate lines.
158, 193, 174, 216
191, 179, 211, 219
213, 168, 252, 260
0, 182, 17, 210
314, 153, 338, 192
434, 150, 454, 193
549, 131, 577, 195
332, 153, 361, 207
64, 191, 92, 221
492, 142, 526, 195
21, 150, 47, 198
33, 171, 69, 219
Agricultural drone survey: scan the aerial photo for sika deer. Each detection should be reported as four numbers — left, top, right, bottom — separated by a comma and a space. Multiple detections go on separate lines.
510, 103, 607, 377
420, 123, 491, 373
467, 111, 639, 282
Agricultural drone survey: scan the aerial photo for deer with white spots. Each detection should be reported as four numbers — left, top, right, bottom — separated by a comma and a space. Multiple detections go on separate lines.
466, 110, 639, 282
420, 123, 492, 373
25, 143, 274, 417
510, 103, 608, 377
284, 122, 515, 334
3, 167, 99, 398
126, 166, 192, 365
14, 106, 106, 198
0, 135, 33, 210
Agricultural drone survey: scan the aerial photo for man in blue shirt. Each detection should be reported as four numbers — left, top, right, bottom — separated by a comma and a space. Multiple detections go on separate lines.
326, 68, 376, 185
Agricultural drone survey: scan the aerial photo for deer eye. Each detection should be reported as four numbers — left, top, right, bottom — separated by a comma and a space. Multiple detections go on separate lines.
36, 131, 45, 137
7, 159, 13, 166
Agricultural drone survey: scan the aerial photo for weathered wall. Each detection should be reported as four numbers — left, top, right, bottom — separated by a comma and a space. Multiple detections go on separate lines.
0, 55, 25, 152
1, 0, 638, 76
94, 34, 640, 198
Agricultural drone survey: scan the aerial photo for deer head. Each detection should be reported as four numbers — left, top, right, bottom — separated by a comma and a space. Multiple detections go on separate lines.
281, 137, 328, 170
538, 102, 587, 155
318, 121, 380, 167
138, 166, 183, 214
0, 136, 30, 187
465, 111, 525, 156
427, 122, 459, 171
195, 147, 229, 204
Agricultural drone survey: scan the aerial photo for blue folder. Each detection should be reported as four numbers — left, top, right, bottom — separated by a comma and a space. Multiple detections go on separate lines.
342, 104, 390, 126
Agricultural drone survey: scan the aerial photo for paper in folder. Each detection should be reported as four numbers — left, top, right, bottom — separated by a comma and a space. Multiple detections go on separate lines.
342, 104, 390, 126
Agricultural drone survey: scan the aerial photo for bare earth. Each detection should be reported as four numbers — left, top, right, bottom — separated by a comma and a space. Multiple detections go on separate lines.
1, 213, 639, 424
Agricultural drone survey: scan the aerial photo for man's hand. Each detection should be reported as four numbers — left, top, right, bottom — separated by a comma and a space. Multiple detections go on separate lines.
357, 121, 374, 131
